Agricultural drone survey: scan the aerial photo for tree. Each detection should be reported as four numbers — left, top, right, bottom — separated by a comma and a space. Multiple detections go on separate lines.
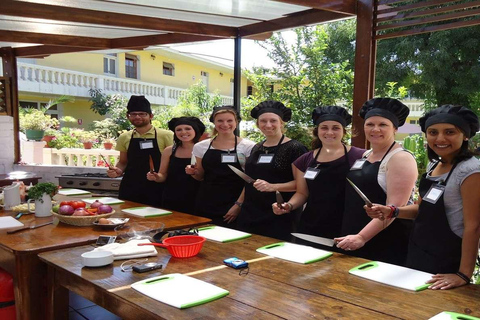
376, 25, 480, 112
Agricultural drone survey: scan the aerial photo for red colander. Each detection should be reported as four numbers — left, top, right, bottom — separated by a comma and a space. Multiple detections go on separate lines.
139, 235, 206, 258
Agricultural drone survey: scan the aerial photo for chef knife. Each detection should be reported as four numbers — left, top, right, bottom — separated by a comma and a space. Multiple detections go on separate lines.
99, 154, 113, 169
7, 221, 53, 234
346, 178, 373, 207
190, 154, 197, 168
149, 155, 155, 173
275, 191, 284, 208
227, 165, 255, 183
291, 233, 336, 247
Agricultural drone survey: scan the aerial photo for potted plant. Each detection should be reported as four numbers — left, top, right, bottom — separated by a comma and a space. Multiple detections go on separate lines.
27, 182, 58, 217
75, 130, 98, 149
102, 138, 115, 150
42, 128, 58, 148
19, 108, 59, 141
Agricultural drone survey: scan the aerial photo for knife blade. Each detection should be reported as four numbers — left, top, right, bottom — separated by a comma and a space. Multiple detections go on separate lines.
99, 154, 113, 169
227, 165, 255, 183
291, 233, 336, 247
190, 154, 197, 168
7, 221, 53, 234
149, 155, 155, 173
275, 191, 284, 208
346, 178, 373, 207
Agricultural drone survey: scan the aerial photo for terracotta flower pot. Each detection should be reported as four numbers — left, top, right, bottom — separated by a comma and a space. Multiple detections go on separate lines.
42, 135, 55, 148
103, 142, 114, 150
83, 142, 93, 149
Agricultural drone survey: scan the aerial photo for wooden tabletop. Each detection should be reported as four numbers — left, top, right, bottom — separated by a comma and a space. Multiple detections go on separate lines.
0, 199, 211, 254
39, 234, 480, 320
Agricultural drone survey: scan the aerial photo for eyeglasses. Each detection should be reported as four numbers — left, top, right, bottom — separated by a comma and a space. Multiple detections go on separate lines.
128, 112, 149, 118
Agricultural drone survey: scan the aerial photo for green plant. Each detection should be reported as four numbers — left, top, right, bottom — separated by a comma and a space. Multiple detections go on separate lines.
403, 134, 429, 180
19, 108, 59, 131
28, 182, 58, 202
74, 130, 98, 143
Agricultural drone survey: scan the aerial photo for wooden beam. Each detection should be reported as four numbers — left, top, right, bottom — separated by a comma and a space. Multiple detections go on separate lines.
239, 9, 351, 37
376, 0, 480, 23
271, 0, 356, 15
0, 0, 237, 38
376, 0, 458, 15
352, 0, 376, 148
110, 33, 220, 49
376, 7, 480, 32
0, 30, 110, 48
14, 45, 97, 58
376, 16, 480, 40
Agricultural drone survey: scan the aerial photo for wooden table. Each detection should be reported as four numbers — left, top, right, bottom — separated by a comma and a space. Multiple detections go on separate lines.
0, 199, 211, 320
39, 234, 480, 320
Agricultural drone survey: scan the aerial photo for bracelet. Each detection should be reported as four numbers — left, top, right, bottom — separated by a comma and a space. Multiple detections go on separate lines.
286, 202, 294, 211
456, 271, 471, 284
387, 205, 399, 219
234, 201, 243, 208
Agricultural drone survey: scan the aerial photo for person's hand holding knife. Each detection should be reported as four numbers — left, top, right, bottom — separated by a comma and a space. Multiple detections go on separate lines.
100, 154, 123, 178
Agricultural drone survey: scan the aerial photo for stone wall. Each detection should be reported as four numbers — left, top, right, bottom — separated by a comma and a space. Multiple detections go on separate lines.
0, 116, 15, 174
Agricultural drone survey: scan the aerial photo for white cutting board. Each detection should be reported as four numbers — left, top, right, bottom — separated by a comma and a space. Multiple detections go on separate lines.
256, 242, 332, 264
198, 226, 251, 243
131, 273, 229, 309
0, 216, 24, 229
349, 261, 433, 291
58, 189, 91, 196
82, 197, 125, 205
429, 312, 480, 320
122, 207, 172, 218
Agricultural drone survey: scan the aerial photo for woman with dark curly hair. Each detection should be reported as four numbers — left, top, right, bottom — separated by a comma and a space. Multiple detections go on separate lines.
365, 105, 480, 289
273, 105, 364, 247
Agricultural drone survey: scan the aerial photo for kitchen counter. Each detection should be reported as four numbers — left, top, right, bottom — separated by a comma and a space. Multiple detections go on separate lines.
0, 173, 41, 187
0, 199, 211, 320
39, 234, 480, 319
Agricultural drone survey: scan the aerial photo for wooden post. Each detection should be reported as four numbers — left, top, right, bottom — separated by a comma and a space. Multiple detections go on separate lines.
351, 0, 376, 148
0, 47, 20, 162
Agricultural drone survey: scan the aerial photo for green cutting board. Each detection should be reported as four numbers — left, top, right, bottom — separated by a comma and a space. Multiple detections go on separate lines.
131, 273, 229, 309
256, 242, 332, 264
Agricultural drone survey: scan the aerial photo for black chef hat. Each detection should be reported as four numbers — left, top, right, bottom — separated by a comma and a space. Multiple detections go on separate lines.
168, 116, 206, 137
420, 104, 479, 138
250, 100, 292, 121
209, 105, 241, 123
359, 98, 409, 128
127, 95, 151, 114
312, 106, 352, 127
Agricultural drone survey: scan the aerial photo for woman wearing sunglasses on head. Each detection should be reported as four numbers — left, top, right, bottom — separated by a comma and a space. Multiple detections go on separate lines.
365, 105, 480, 289
185, 106, 255, 227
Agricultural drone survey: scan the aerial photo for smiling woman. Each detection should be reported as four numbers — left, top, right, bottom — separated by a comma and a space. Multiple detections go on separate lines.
185, 105, 255, 227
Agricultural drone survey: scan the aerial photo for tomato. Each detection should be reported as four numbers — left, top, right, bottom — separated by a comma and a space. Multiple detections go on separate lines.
70, 201, 86, 209
60, 201, 73, 207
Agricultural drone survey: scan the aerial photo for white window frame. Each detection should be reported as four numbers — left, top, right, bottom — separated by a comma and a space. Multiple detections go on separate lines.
163, 62, 175, 76
103, 54, 117, 76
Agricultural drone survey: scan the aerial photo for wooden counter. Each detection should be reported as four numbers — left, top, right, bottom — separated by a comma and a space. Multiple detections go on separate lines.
0, 199, 211, 320
39, 234, 480, 320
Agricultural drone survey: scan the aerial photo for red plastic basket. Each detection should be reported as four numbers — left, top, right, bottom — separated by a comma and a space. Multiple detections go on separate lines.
161, 235, 206, 258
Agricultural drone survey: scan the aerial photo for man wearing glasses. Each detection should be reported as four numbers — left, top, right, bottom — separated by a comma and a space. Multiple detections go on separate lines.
107, 95, 173, 206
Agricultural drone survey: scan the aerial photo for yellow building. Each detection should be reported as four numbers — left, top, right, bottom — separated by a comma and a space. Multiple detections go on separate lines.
18, 47, 248, 129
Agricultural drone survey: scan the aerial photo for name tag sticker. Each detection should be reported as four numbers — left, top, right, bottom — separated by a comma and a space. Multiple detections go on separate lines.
423, 184, 445, 204
258, 154, 274, 164
351, 159, 366, 170
221, 154, 237, 163
139, 140, 154, 150
304, 168, 320, 180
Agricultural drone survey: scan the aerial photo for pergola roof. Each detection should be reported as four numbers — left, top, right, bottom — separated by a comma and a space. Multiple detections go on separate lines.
0, 0, 356, 57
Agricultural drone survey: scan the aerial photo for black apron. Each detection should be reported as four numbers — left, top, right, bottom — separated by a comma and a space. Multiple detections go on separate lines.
296, 145, 349, 251
237, 137, 296, 241
406, 162, 462, 274
118, 128, 163, 207
162, 146, 200, 215
341, 143, 412, 266
195, 137, 244, 227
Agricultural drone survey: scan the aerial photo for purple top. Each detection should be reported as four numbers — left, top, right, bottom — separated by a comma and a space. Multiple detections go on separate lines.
293, 146, 366, 172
